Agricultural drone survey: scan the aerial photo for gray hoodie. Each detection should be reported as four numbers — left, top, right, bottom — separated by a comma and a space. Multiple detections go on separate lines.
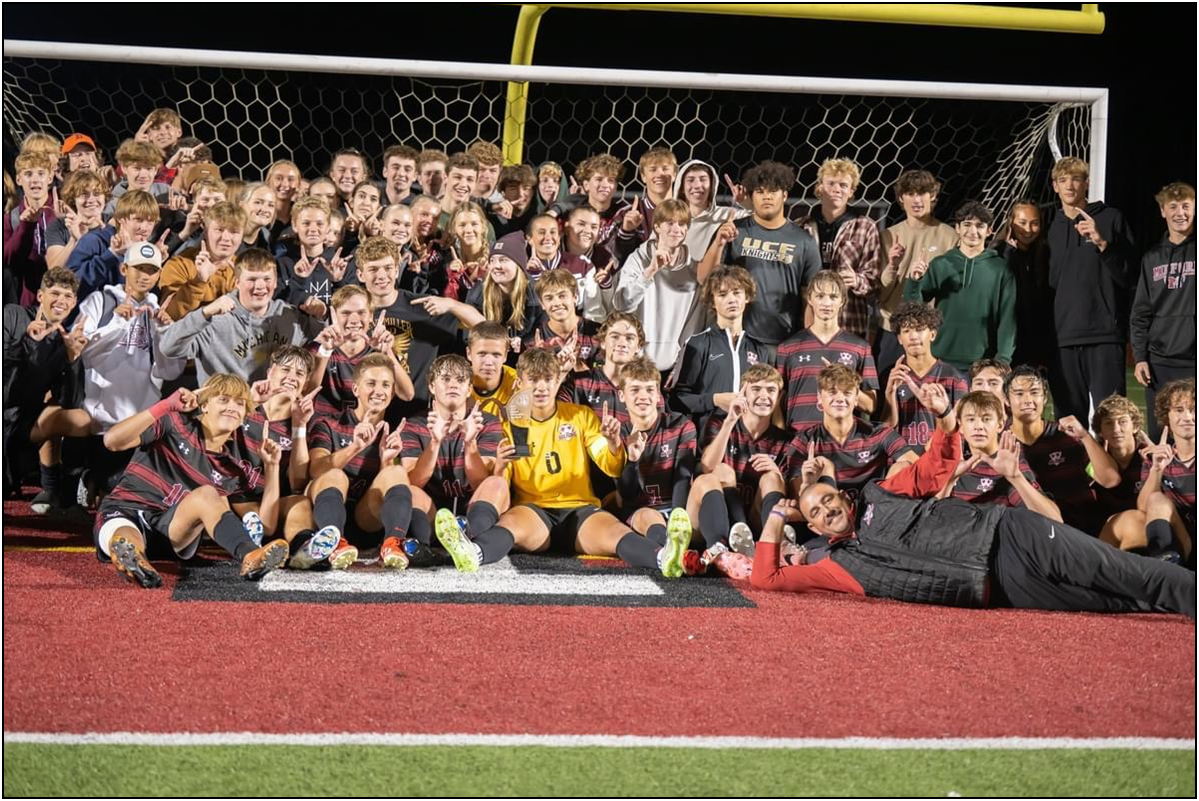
158, 293, 324, 383
671, 159, 750, 257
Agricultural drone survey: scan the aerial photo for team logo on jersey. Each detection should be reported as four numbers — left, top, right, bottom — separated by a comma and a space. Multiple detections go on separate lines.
746, 352, 759, 365
1135, 480, 1144, 492
1163, 479, 1175, 490
857, 450, 872, 463
659, 444, 672, 458
339, 436, 351, 448
978, 478, 994, 491
1048, 451, 1065, 466
210, 469, 224, 484
278, 436, 292, 451
176, 439, 191, 456
580, 345, 594, 360
558, 424, 577, 441
862, 503, 874, 526
838, 352, 854, 365
795, 355, 812, 363
587, 393, 603, 405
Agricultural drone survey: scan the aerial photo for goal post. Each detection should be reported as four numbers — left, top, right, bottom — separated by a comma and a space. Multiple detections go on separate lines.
3, 39, 1107, 225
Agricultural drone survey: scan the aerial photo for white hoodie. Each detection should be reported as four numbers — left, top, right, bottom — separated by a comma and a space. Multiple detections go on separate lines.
613, 240, 704, 371
77, 285, 186, 432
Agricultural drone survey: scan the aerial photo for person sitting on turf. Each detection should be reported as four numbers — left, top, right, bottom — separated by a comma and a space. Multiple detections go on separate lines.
1137, 378, 1196, 566
1091, 394, 1153, 553
467, 321, 520, 418
881, 301, 968, 451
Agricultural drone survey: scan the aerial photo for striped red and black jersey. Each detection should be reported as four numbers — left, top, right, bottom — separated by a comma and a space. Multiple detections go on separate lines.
234, 407, 298, 498
400, 412, 504, 504
1018, 422, 1095, 524
702, 414, 793, 505
891, 360, 969, 448
620, 412, 697, 511
777, 329, 878, 430
785, 420, 912, 500
309, 408, 385, 501
1093, 452, 1145, 519
522, 317, 601, 369
951, 447, 1040, 508
307, 343, 379, 419
558, 366, 666, 425
107, 411, 262, 512
1142, 453, 1197, 517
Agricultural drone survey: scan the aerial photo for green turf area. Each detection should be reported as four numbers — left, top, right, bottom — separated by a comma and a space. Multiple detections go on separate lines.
4, 744, 1194, 797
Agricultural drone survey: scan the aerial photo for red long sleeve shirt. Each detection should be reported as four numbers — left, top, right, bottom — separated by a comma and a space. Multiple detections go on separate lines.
750, 425, 962, 596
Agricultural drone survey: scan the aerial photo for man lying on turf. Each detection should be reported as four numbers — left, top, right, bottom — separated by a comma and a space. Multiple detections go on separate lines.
750, 379, 1196, 617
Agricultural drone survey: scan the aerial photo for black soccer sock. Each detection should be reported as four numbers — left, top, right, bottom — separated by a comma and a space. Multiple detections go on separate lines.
1145, 519, 1175, 554
380, 485, 413, 539
616, 531, 659, 569
212, 511, 257, 561
467, 501, 500, 538
313, 487, 347, 532
39, 462, 60, 495
646, 523, 668, 547
699, 489, 729, 548
408, 511, 432, 545
724, 487, 748, 525
759, 491, 784, 532
475, 526, 515, 564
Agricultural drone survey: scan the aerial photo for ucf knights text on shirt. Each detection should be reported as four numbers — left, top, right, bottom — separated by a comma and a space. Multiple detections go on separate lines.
722, 217, 821, 345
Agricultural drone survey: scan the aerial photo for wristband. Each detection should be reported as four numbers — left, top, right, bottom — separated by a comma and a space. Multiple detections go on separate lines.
294, 426, 307, 439
769, 509, 788, 520
936, 405, 953, 419
317, 345, 335, 358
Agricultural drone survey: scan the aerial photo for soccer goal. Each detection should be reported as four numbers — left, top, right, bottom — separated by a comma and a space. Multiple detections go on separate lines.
3, 39, 1106, 225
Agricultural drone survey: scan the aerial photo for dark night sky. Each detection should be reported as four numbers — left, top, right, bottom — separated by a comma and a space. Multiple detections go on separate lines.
4, 3, 1195, 241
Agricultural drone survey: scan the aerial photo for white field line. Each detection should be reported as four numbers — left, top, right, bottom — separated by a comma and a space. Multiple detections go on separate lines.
2, 732, 1193, 750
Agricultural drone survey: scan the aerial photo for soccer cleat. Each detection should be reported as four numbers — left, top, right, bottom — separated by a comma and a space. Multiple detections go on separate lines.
240, 539, 290, 581
402, 537, 444, 568
728, 521, 756, 557
380, 536, 410, 570
659, 508, 692, 579
109, 534, 163, 589
242, 511, 265, 547
435, 509, 480, 573
703, 542, 753, 580
329, 538, 359, 571
288, 526, 341, 570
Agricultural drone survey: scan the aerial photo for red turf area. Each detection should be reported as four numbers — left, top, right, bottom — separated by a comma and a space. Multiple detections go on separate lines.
3, 502, 1194, 740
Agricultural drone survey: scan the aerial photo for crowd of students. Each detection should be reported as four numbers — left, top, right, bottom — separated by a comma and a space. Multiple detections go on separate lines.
2, 107, 1194, 616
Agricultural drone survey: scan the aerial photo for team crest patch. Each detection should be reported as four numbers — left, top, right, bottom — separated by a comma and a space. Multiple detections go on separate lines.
278, 436, 292, 451
979, 478, 994, 491
1048, 451, 1065, 466
558, 423, 577, 441
857, 450, 872, 463
659, 444, 672, 458
747, 352, 759, 365
838, 352, 854, 365
862, 503, 874, 526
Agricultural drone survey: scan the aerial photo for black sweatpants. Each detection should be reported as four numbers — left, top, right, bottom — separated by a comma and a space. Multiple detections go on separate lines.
1049, 342, 1126, 422
1144, 361, 1196, 441
989, 507, 1195, 617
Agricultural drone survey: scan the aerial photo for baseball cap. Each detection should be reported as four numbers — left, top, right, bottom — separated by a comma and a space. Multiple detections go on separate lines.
62, 133, 97, 155
490, 231, 530, 271
125, 241, 164, 270
181, 161, 221, 190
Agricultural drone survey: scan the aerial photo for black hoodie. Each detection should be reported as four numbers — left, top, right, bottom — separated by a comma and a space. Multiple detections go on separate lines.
1130, 231, 1196, 367
1046, 200, 1136, 346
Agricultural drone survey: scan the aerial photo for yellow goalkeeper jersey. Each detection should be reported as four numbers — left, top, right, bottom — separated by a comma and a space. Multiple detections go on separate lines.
472, 365, 518, 420
502, 401, 625, 508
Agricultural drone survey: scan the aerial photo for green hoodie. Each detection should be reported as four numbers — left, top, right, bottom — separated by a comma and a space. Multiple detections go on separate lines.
903, 246, 1016, 370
